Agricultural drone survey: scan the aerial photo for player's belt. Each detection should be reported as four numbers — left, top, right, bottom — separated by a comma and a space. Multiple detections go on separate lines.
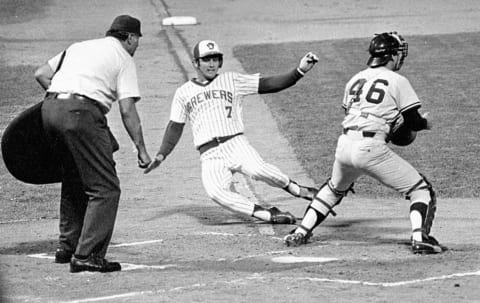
343, 128, 388, 142
197, 132, 244, 155
46, 92, 107, 114
343, 128, 376, 137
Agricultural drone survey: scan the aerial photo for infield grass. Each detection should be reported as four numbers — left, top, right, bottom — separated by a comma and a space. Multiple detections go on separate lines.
234, 32, 480, 198
0, 0, 51, 24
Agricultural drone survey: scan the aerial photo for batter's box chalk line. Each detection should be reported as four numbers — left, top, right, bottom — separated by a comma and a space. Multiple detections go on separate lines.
282, 270, 480, 287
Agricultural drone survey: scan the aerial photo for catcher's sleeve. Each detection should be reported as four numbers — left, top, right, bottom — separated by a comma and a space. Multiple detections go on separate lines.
157, 120, 184, 158
402, 106, 428, 131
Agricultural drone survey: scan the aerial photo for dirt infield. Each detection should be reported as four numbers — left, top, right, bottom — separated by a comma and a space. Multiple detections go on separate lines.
1, 0, 480, 302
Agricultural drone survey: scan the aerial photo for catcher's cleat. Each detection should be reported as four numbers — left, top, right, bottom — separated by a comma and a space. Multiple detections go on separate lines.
412, 235, 444, 254
55, 248, 73, 264
269, 206, 296, 224
283, 231, 311, 247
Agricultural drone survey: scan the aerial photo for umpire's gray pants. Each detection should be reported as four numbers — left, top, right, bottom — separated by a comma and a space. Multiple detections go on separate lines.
41, 94, 120, 259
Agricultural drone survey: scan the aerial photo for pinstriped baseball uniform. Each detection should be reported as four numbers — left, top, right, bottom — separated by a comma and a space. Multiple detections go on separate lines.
170, 71, 290, 215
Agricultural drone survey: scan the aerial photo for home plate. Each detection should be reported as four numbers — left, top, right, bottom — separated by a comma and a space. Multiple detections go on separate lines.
162, 16, 197, 26
271, 256, 338, 263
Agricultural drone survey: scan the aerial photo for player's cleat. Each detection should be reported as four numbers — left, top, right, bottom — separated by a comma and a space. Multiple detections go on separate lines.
283, 231, 311, 247
412, 235, 444, 254
55, 248, 73, 264
70, 255, 121, 273
269, 206, 296, 224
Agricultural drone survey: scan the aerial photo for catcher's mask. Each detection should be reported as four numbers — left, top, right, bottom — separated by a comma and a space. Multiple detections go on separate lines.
192, 40, 223, 68
367, 32, 408, 71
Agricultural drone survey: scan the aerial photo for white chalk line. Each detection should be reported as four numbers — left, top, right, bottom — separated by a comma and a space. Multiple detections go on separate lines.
59, 269, 480, 302
194, 231, 256, 237
61, 274, 266, 303
110, 239, 163, 247
231, 249, 289, 262
286, 270, 480, 287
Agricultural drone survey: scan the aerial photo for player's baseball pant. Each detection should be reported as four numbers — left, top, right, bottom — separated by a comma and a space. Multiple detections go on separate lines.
41, 95, 120, 258
200, 135, 290, 216
312, 131, 430, 215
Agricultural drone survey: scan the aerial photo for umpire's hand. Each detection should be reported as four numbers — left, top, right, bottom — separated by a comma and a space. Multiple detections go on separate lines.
137, 150, 152, 169
144, 153, 164, 174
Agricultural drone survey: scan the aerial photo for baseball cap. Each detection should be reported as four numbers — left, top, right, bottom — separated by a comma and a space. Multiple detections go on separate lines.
109, 15, 142, 36
193, 40, 223, 59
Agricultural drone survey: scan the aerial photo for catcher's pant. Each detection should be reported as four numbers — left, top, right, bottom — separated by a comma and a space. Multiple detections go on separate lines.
200, 135, 290, 216
330, 130, 423, 194
41, 94, 120, 258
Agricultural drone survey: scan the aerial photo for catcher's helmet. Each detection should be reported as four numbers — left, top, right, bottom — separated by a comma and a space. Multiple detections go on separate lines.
367, 32, 408, 70
192, 40, 223, 67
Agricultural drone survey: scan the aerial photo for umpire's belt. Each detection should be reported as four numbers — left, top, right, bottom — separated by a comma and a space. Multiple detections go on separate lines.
197, 132, 243, 155
47, 92, 108, 114
343, 128, 386, 141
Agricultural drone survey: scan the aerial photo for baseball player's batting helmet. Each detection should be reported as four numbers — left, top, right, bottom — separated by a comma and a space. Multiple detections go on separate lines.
193, 40, 223, 67
367, 32, 408, 70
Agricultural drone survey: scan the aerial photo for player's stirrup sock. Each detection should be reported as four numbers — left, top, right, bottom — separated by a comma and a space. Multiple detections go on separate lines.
284, 180, 301, 196
252, 204, 271, 222
283, 180, 314, 199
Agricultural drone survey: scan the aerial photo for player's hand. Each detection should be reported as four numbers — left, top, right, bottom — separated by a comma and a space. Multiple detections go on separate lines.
144, 153, 164, 174
137, 150, 152, 169
422, 112, 432, 130
298, 52, 319, 74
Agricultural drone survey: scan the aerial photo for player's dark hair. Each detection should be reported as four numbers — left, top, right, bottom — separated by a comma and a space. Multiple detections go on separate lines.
105, 29, 130, 41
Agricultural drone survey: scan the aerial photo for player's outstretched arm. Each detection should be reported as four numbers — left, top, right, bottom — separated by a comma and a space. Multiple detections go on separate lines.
298, 52, 319, 74
144, 120, 184, 174
258, 52, 319, 94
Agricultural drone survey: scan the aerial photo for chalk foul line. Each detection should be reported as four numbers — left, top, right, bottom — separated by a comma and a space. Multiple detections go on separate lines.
286, 270, 480, 287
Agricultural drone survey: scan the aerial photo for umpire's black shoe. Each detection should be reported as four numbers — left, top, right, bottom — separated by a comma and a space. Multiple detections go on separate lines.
55, 248, 73, 264
70, 255, 121, 273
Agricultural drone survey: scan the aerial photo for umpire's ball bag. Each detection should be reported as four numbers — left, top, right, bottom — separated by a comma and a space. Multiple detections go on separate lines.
1, 101, 62, 184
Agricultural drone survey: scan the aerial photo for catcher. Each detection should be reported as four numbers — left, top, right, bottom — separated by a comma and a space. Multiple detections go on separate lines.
284, 32, 445, 254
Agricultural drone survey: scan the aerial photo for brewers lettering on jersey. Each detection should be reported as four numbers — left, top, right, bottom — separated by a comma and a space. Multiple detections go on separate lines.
145, 39, 319, 224
284, 32, 445, 255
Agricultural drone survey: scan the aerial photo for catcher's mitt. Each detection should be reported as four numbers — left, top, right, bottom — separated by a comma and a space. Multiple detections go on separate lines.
389, 115, 417, 146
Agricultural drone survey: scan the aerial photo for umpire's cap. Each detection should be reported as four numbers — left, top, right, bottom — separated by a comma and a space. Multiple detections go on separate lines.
109, 15, 142, 36
193, 40, 223, 59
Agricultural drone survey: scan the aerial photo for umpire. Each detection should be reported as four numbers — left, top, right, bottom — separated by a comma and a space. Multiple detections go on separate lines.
33, 15, 151, 272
